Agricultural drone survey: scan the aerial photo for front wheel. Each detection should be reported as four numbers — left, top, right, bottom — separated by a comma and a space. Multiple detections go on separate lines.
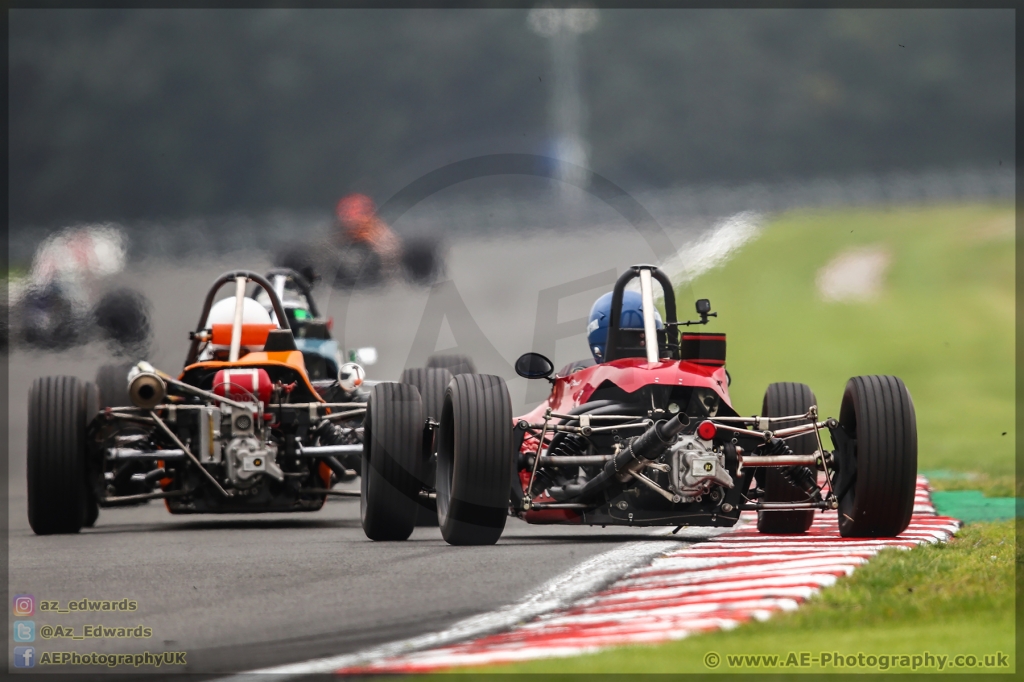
436, 374, 513, 546
837, 375, 917, 538
360, 382, 426, 541
27, 376, 91, 535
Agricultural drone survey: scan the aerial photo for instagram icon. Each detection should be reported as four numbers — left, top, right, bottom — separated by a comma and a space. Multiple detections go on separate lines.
12, 595, 34, 617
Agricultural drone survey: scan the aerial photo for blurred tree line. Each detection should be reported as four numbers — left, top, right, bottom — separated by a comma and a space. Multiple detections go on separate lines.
9, 8, 1012, 228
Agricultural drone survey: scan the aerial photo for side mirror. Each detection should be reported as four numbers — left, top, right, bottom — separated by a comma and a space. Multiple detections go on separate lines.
695, 299, 712, 315
349, 347, 378, 366
515, 352, 554, 380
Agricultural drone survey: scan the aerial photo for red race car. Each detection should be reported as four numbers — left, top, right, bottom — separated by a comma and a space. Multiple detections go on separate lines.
362, 264, 917, 546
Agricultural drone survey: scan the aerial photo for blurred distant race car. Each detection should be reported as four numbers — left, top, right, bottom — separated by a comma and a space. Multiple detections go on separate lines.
359, 264, 919, 545
274, 194, 442, 290
6, 224, 151, 353
26, 270, 384, 534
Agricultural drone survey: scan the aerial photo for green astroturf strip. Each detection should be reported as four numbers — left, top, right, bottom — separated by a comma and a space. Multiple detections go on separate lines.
930, 491, 1020, 522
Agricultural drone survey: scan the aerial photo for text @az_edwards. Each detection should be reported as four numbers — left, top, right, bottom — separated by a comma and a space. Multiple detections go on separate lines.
704, 651, 1011, 671
39, 624, 153, 639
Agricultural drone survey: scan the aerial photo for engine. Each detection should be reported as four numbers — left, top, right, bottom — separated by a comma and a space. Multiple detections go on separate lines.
667, 434, 734, 502
197, 402, 284, 491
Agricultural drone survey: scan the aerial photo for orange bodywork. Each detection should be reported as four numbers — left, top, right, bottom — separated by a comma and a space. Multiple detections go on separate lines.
318, 461, 333, 489
210, 323, 277, 347
181, 350, 325, 403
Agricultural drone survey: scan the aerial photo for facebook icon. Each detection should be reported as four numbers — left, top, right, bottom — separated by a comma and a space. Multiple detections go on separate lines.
14, 646, 35, 668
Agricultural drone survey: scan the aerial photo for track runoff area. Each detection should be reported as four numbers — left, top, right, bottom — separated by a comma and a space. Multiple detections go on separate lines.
226, 476, 958, 677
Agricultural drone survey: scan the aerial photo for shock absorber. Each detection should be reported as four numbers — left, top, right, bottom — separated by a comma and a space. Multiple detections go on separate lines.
314, 421, 360, 471
761, 436, 822, 502
548, 431, 588, 460
780, 466, 822, 502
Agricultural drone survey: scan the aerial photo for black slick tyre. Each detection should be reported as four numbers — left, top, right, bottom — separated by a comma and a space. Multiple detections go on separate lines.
360, 382, 425, 541
92, 288, 151, 355
436, 374, 513, 546
401, 237, 440, 285
427, 353, 476, 377
757, 382, 817, 534
82, 381, 100, 527
27, 376, 89, 535
837, 375, 917, 538
96, 362, 134, 408
400, 367, 453, 527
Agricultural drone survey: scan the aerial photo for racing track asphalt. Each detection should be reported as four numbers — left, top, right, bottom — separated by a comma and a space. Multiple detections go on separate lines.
7, 216, 714, 675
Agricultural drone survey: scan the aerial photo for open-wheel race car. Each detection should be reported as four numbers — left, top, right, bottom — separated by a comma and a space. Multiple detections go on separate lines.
360, 264, 918, 545
26, 270, 379, 534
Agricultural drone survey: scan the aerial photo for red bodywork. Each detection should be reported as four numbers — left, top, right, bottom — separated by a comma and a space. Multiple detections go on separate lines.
212, 367, 274, 405
516, 357, 733, 524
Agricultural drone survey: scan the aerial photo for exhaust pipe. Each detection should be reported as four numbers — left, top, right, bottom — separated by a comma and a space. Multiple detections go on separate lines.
547, 412, 689, 502
127, 361, 166, 409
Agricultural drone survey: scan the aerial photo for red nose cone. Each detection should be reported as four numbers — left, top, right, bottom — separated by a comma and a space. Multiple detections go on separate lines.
697, 420, 717, 441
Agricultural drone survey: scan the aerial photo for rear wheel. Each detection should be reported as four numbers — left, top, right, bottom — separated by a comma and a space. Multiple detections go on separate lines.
27, 376, 90, 535
93, 288, 151, 355
82, 382, 100, 528
360, 383, 426, 541
401, 237, 441, 285
837, 375, 917, 537
20, 286, 82, 350
436, 374, 513, 546
757, 382, 817, 534
400, 367, 453, 526
96, 362, 134, 408
427, 353, 476, 377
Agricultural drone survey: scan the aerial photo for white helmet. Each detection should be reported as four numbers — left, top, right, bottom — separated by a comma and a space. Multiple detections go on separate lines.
199, 296, 276, 359
206, 295, 274, 328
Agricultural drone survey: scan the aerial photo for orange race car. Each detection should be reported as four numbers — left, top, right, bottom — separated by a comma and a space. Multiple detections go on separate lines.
26, 270, 422, 534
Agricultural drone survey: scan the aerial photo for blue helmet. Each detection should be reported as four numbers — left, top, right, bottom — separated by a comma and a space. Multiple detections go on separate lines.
586, 291, 663, 363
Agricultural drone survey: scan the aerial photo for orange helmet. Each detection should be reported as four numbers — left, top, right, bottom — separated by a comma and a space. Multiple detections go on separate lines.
335, 194, 376, 226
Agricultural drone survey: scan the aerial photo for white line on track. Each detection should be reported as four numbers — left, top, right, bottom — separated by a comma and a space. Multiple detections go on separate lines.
218, 532, 710, 680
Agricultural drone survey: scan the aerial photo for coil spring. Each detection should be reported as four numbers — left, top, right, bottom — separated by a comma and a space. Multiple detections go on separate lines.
780, 465, 822, 501
548, 432, 588, 459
